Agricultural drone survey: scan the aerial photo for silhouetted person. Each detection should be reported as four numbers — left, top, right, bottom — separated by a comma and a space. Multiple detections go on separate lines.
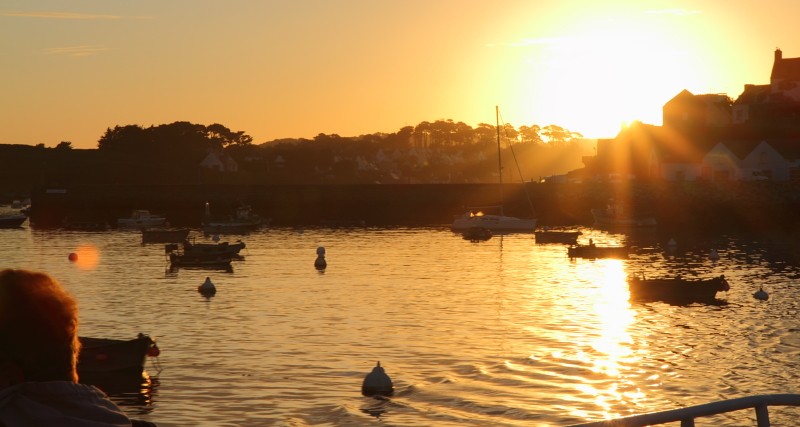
0, 268, 156, 426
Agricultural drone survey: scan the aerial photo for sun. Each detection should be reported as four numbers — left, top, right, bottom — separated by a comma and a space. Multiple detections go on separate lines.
510, 8, 710, 139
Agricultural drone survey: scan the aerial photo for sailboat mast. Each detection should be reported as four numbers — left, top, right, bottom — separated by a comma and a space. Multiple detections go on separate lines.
496, 105, 504, 216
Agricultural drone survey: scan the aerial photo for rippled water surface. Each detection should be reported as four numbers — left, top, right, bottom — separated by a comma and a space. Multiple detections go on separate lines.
2, 225, 800, 426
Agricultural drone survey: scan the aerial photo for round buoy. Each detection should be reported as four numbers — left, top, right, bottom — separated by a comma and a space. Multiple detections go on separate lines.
68, 252, 78, 262
147, 345, 161, 357
198, 276, 216, 296
709, 249, 720, 261
753, 287, 769, 301
361, 361, 394, 397
314, 246, 327, 270
212, 234, 220, 242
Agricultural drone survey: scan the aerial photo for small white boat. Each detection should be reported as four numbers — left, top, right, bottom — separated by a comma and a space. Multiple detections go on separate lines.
117, 210, 167, 228
452, 207, 537, 232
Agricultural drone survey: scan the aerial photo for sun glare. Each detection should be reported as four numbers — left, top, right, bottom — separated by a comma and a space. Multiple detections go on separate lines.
511, 8, 708, 138
71, 244, 101, 271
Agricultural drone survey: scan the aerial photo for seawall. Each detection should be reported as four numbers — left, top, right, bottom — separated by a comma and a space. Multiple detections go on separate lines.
28, 182, 800, 232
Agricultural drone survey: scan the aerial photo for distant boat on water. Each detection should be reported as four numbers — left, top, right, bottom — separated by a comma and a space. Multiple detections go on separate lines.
452, 106, 537, 233
202, 202, 266, 234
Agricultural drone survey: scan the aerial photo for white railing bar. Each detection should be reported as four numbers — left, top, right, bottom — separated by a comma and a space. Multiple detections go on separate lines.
567, 394, 800, 427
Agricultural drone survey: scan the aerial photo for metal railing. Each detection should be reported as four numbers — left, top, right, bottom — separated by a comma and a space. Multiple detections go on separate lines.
568, 394, 800, 427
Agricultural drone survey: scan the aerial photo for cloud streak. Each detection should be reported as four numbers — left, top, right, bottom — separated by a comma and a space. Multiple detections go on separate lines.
1, 10, 122, 20
46, 45, 113, 57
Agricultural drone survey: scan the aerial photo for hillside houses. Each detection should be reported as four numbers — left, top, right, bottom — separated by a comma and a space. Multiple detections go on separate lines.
585, 48, 800, 183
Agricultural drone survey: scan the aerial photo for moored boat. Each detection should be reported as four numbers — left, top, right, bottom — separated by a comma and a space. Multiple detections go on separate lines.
567, 243, 629, 259
202, 203, 265, 234
452, 207, 537, 233
77, 333, 160, 380
0, 213, 27, 228
627, 274, 730, 303
117, 210, 167, 228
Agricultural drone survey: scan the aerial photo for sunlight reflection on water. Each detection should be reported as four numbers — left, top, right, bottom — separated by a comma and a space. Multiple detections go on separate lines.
1, 226, 800, 425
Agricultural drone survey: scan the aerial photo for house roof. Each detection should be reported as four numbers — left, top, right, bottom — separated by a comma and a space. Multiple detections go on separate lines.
771, 50, 800, 81
734, 84, 771, 105
760, 139, 800, 159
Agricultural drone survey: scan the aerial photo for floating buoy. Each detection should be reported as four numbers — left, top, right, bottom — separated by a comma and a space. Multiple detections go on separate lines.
361, 361, 394, 397
147, 345, 161, 357
753, 287, 769, 301
709, 249, 720, 261
68, 252, 78, 262
212, 234, 220, 242
198, 276, 216, 296
314, 246, 327, 270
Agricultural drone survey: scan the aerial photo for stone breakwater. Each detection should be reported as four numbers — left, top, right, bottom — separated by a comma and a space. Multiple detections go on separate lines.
27, 182, 800, 231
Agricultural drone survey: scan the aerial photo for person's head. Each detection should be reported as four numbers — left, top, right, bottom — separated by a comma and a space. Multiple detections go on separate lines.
0, 269, 80, 384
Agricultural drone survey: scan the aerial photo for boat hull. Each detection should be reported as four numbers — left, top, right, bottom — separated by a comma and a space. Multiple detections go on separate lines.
77, 334, 157, 378
567, 244, 629, 259
452, 215, 537, 232
627, 275, 730, 303
0, 214, 27, 228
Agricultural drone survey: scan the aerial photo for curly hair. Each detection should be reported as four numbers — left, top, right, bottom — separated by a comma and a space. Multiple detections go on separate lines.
0, 269, 80, 382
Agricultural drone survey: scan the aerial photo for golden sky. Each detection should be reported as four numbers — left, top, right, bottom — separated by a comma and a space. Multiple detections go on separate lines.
1, 0, 796, 149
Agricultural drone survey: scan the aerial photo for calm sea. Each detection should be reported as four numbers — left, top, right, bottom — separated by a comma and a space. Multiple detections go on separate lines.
2, 224, 800, 426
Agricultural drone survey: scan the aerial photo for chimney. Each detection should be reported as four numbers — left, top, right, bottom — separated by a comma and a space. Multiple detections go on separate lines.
775, 48, 782, 62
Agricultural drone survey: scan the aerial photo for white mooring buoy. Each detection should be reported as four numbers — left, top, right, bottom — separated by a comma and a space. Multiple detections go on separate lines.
361, 361, 394, 397
314, 246, 327, 270
198, 276, 216, 296
709, 249, 720, 261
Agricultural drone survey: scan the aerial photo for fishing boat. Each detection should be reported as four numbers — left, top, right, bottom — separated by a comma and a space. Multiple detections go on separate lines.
452, 106, 537, 233
77, 333, 160, 379
116, 210, 167, 228
141, 227, 191, 244
627, 274, 730, 303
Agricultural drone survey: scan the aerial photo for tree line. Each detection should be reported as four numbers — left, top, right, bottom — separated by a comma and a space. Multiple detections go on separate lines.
0, 119, 592, 195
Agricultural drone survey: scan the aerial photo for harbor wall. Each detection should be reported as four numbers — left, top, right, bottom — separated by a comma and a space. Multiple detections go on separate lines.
28, 182, 800, 232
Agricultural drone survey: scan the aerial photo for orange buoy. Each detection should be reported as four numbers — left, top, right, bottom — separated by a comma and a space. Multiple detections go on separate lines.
68, 252, 78, 262
147, 345, 161, 357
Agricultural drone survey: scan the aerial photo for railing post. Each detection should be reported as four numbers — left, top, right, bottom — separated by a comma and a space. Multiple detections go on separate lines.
755, 404, 770, 427
680, 418, 695, 427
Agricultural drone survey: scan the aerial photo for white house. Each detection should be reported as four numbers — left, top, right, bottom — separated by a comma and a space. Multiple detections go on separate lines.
199, 151, 239, 172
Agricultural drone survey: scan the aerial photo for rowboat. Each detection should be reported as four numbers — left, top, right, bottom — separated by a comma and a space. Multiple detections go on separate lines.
627, 274, 730, 303
77, 333, 160, 380
567, 243, 629, 259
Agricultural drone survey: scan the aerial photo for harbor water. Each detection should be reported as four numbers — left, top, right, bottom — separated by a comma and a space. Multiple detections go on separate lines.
2, 225, 800, 426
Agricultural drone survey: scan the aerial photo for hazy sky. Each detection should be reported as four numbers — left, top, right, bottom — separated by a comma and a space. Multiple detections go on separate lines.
2, 1, 797, 149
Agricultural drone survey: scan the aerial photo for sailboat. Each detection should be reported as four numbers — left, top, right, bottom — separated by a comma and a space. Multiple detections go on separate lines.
451, 106, 537, 233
